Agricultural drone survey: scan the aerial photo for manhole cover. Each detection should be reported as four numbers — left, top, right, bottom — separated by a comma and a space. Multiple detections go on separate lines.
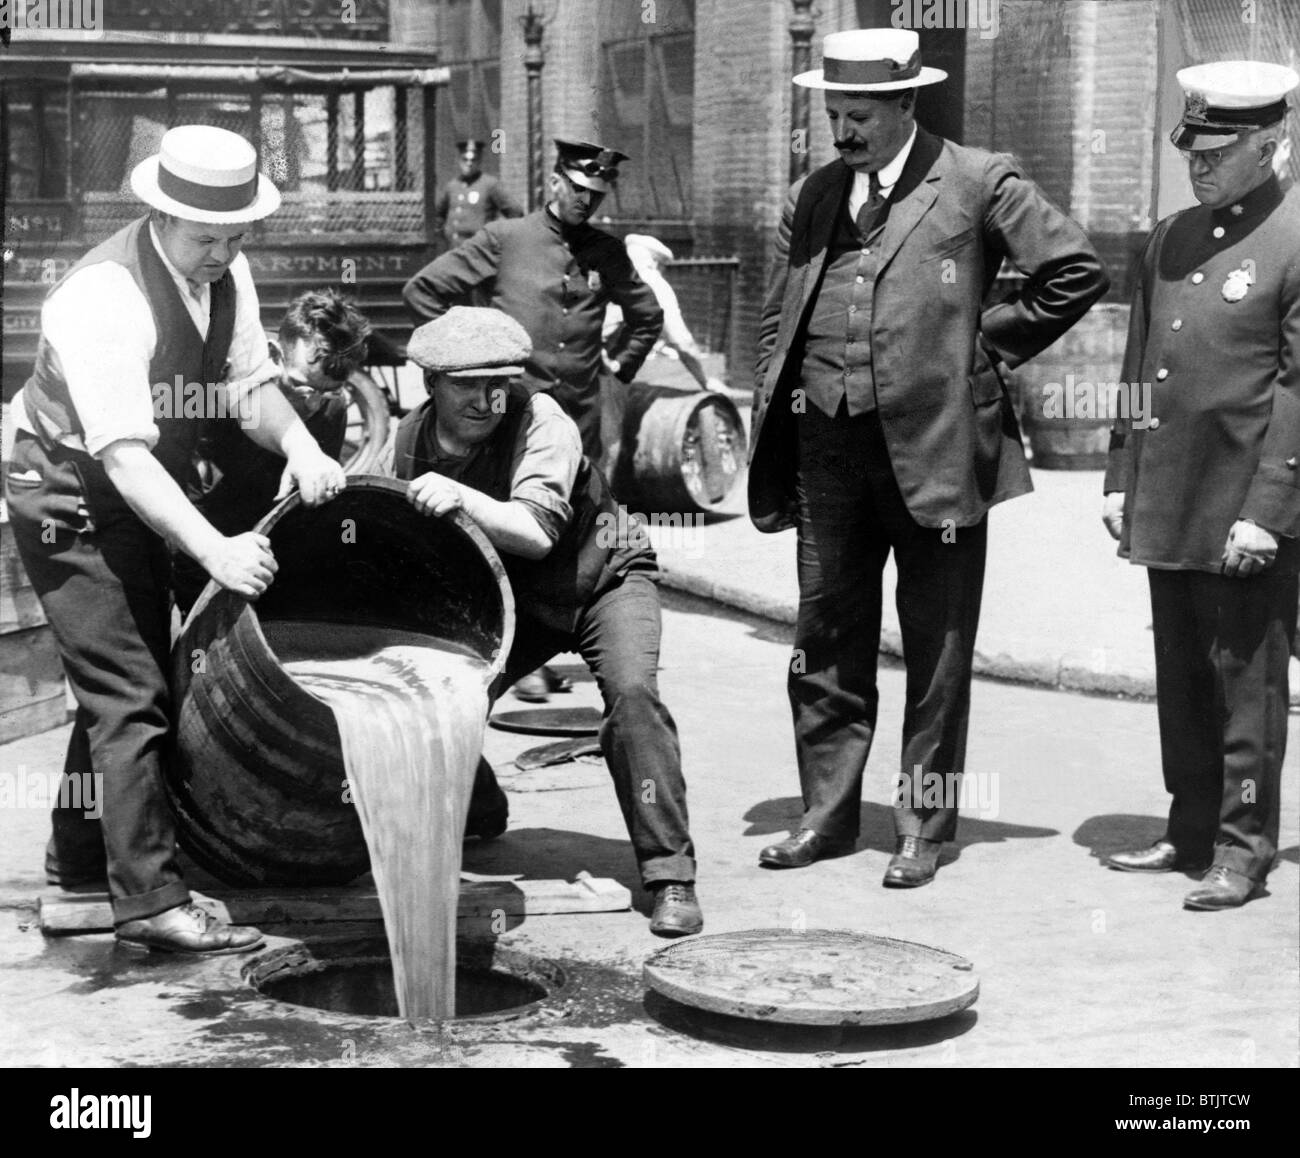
490, 707, 603, 736
643, 928, 978, 1025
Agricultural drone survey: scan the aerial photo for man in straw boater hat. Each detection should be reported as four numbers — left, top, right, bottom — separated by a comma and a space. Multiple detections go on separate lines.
404, 137, 663, 704
433, 138, 524, 252
5, 125, 346, 954
386, 306, 702, 937
749, 28, 1108, 883
1103, 61, 1300, 910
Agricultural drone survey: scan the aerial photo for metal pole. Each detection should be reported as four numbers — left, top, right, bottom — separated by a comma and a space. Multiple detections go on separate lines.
522, 2, 546, 211
789, 0, 814, 184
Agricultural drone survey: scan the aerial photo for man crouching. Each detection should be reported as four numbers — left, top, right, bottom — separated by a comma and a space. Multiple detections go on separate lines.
387, 306, 702, 937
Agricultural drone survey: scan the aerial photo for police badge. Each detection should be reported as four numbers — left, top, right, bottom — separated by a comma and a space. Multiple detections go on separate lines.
1222, 265, 1254, 303
587, 269, 603, 292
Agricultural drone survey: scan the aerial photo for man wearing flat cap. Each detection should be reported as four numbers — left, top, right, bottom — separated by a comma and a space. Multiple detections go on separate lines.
1103, 61, 1300, 910
4, 125, 345, 955
433, 138, 523, 253
384, 306, 702, 938
750, 28, 1108, 884
404, 138, 663, 463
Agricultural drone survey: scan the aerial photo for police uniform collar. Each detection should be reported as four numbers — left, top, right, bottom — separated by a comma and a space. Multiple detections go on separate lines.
543, 204, 587, 238
1209, 172, 1283, 228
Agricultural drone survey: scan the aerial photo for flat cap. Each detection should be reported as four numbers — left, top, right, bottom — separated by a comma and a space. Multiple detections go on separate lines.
408, 307, 531, 377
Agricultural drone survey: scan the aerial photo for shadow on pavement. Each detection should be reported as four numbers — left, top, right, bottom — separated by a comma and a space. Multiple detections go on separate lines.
743, 797, 1057, 864
460, 825, 643, 901
1073, 813, 1170, 866
644, 988, 977, 1056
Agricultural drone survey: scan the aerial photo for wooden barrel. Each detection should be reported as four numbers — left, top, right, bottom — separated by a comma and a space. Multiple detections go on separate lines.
611, 383, 747, 513
1018, 303, 1129, 470
168, 476, 514, 887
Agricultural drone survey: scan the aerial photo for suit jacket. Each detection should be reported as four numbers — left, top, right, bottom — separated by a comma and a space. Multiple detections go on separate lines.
1103, 175, 1300, 574
749, 127, 1109, 532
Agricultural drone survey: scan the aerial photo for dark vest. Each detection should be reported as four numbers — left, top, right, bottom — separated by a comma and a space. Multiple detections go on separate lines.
393, 382, 654, 633
22, 216, 237, 501
802, 189, 888, 417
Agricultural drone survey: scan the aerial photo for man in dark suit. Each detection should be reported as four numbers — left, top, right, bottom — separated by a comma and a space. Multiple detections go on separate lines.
1103, 61, 1300, 910
750, 28, 1108, 885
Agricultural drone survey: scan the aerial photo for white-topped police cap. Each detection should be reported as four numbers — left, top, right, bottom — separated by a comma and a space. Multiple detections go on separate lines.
1171, 60, 1299, 151
408, 307, 532, 377
794, 28, 947, 91
131, 125, 281, 224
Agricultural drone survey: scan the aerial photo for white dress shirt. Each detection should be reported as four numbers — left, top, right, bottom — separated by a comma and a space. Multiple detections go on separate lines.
13, 224, 276, 458
847, 124, 918, 221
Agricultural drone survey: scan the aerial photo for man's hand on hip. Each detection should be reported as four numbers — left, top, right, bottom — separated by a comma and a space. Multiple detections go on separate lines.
1221, 519, 1279, 578
1102, 492, 1124, 541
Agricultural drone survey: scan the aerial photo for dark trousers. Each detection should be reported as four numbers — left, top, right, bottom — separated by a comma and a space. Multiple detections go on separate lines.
5, 435, 190, 923
790, 404, 987, 843
476, 572, 695, 887
1148, 568, 1295, 881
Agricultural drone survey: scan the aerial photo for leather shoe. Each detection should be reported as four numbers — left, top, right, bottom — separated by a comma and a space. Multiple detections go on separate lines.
512, 670, 550, 703
649, 882, 703, 937
758, 828, 853, 868
882, 835, 941, 888
1107, 840, 1208, 874
464, 803, 508, 841
1183, 865, 1258, 911
116, 902, 264, 957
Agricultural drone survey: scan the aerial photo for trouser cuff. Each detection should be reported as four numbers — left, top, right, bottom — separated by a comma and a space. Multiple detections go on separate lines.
639, 856, 696, 889
111, 880, 191, 925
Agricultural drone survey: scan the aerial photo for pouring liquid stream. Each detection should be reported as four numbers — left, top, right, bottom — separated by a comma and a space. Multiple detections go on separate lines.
262, 621, 489, 1022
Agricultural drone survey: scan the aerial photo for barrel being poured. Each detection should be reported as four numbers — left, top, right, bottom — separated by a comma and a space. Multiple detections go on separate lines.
169, 478, 514, 1020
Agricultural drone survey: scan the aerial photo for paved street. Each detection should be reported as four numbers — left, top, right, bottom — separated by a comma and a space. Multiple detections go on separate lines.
1, 592, 1295, 1068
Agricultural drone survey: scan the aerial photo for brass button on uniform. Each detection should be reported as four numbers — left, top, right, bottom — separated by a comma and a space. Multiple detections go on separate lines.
1148, 417, 1161, 430
1156, 368, 1169, 381
1287, 456, 1298, 469
1212, 226, 1225, 239
1191, 272, 1205, 284
1171, 319, 1183, 331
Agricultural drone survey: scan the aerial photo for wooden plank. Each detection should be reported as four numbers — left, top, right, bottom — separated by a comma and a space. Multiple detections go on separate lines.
0, 624, 67, 742
0, 520, 47, 633
39, 875, 632, 935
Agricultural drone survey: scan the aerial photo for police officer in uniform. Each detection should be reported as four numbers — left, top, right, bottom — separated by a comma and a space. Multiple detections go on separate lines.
1104, 62, 1300, 910
404, 138, 663, 463
433, 138, 523, 251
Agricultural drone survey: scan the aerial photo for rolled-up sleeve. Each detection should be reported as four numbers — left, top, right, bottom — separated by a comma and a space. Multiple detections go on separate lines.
509, 393, 581, 544
41, 263, 160, 457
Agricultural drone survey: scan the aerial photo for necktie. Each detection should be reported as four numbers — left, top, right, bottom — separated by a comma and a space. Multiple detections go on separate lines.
855, 170, 886, 238
186, 279, 204, 303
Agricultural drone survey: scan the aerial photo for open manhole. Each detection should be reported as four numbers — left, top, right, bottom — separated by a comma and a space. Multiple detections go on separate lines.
246, 938, 566, 1022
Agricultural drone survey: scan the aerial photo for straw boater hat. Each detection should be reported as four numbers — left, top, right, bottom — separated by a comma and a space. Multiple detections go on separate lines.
130, 124, 281, 224
794, 28, 947, 91
1170, 60, 1299, 151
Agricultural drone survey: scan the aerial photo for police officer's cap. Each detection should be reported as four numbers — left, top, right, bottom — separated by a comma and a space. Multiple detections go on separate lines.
1171, 60, 1299, 151
408, 307, 531, 378
554, 138, 628, 194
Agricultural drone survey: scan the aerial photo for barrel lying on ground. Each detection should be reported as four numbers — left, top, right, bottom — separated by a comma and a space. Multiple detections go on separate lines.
169, 477, 513, 887
610, 383, 747, 513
